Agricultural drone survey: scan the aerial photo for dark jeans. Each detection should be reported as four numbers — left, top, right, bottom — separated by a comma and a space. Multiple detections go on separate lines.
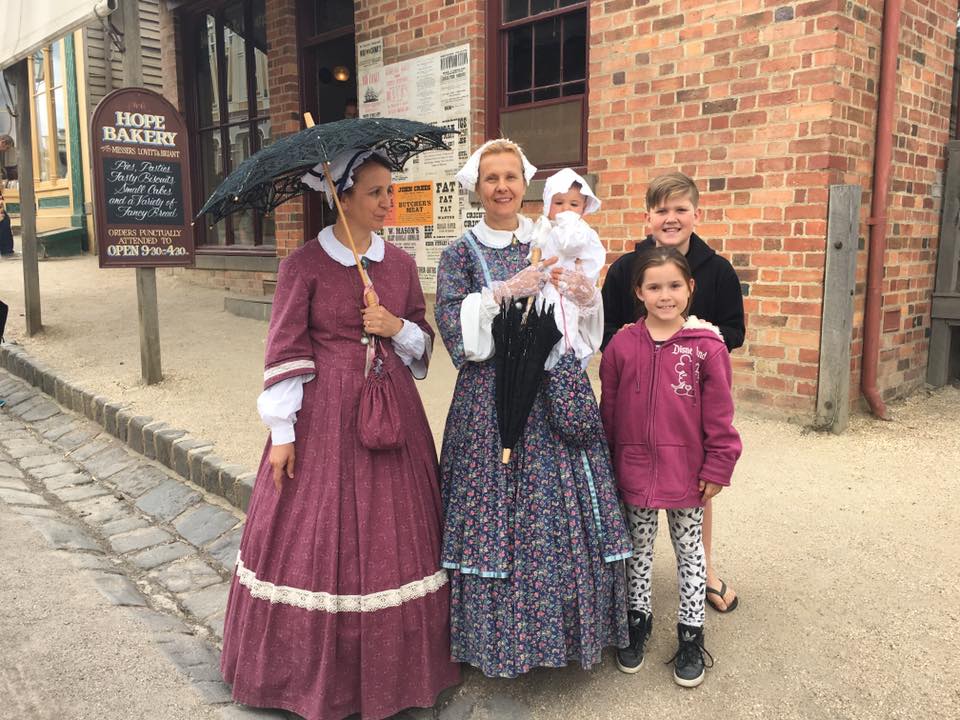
0, 212, 13, 255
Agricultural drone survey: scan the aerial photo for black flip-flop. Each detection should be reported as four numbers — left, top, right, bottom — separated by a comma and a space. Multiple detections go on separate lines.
706, 580, 739, 613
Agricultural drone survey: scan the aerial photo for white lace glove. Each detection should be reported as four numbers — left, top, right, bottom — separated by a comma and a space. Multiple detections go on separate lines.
491, 264, 549, 302
555, 266, 599, 308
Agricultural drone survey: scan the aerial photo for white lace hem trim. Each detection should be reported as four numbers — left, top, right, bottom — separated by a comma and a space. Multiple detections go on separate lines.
235, 554, 448, 613
264, 359, 316, 382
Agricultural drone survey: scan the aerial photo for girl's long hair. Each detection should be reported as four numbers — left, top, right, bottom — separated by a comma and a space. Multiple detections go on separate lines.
631, 246, 695, 318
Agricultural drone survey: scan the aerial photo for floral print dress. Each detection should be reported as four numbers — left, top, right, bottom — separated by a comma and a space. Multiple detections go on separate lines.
435, 230, 631, 678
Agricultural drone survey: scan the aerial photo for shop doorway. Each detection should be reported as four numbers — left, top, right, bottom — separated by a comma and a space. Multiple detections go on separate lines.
298, 0, 357, 239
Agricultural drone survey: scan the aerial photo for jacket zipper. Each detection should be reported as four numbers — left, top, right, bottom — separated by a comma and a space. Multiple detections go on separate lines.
644, 337, 661, 507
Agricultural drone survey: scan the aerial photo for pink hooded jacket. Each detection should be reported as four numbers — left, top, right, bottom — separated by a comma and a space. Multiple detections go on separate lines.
599, 317, 742, 509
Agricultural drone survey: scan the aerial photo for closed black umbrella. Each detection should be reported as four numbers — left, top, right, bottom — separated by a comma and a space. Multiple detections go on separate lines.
493, 298, 562, 464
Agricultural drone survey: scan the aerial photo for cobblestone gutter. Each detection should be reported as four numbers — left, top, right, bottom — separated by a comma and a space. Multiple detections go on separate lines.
0, 343, 256, 514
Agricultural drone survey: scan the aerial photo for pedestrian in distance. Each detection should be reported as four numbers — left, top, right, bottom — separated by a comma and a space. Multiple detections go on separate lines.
0, 188, 17, 258
600, 246, 742, 687
219, 148, 459, 720
601, 171, 745, 614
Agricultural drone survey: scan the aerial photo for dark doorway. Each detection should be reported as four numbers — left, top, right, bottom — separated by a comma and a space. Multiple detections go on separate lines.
298, 0, 357, 239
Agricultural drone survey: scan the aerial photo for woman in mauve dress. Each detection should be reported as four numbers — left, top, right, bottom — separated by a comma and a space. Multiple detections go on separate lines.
220, 149, 460, 720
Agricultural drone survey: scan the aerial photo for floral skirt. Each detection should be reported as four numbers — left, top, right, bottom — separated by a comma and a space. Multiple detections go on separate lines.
440, 357, 630, 677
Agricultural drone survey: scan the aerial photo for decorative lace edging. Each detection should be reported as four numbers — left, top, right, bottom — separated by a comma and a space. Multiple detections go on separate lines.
263, 358, 315, 382
236, 554, 448, 613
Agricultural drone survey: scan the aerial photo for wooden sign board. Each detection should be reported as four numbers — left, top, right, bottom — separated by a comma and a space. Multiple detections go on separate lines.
92, 88, 194, 268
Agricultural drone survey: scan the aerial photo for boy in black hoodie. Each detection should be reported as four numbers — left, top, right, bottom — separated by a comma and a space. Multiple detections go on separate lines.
601, 171, 745, 614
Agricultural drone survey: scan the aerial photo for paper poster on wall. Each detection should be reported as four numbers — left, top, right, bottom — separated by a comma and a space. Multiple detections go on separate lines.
392, 182, 434, 226
357, 38, 384, 117
359, 43, 471, 292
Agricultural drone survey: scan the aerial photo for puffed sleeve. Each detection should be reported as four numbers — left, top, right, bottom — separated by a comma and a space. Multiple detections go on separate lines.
256, 376, 309, 444
262, 257, 316, 390
435, 240, 498, 369
392, 258, 434, 379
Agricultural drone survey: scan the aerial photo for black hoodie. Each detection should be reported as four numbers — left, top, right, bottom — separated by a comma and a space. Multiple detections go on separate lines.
600, 233, 745, 352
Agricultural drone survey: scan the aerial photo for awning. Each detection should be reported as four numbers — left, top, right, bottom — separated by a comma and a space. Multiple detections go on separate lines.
1, 0, 116, 70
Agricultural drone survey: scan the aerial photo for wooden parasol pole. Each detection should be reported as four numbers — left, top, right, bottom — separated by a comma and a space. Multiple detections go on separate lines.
303, 113, 377, 307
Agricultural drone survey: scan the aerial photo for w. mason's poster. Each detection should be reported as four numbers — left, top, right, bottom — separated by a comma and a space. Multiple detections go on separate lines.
92, 88, 194, 268
359, 43, 471, 293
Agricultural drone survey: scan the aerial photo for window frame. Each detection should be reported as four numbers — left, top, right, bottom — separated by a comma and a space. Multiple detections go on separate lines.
29, 44, 69, 188
485, 0, 590, 174
182, 0, 274, 254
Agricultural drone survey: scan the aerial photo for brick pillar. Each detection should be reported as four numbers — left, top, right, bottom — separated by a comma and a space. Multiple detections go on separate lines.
265, 0, 303, 257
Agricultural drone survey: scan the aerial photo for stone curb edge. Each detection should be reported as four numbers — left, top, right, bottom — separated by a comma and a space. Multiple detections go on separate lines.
0, 343, 256, 515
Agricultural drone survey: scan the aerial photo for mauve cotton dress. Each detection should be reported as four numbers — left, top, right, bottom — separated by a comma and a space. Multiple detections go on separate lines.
220, 236, 460, 720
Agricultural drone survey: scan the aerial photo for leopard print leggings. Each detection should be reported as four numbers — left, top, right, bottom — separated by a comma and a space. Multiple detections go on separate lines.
624, 505, 706, 627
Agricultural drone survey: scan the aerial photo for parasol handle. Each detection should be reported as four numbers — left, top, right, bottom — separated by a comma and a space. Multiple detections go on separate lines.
304, 113, 378, 308
524, 246, 543, 314
502, 448, 512, 464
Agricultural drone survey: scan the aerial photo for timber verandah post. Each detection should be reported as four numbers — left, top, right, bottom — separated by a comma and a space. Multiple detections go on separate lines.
117, 0, 163, 384
10, 59, 42, 335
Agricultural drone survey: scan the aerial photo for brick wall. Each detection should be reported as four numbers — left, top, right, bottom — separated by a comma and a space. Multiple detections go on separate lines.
158, 0, 954, 416
587, 0, 955, 415
852, 0, 953, 402
355, 0, 487, 149
265, 0, 304, 258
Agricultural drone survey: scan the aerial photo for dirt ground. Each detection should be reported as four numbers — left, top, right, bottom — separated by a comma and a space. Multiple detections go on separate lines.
2, 253, 959, 719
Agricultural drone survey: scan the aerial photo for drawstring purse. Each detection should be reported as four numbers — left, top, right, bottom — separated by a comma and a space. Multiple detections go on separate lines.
543, 350, 603, 447
357, 338, 405, 451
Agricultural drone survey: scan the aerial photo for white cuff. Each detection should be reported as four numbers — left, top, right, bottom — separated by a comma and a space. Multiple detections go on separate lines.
392, 319, 431, 380
460, 291, 498, 362
270, 424, 296, 446
578, 299, 604, 357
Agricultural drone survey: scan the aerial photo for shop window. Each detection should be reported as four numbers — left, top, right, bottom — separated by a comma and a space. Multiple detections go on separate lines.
31, 43, 68, 184
188, 0, 272, 250
488, 0, 588, 170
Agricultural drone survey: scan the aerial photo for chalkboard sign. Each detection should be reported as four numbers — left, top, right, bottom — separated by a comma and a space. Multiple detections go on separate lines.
92, 88, 194, 267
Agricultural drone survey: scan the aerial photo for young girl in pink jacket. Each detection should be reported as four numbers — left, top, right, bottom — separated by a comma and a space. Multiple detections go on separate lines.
600, 246, 742, 688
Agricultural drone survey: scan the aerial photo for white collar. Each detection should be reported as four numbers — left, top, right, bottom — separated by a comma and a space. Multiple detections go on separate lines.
470, 215, 534, 249
318, 225, 385, 267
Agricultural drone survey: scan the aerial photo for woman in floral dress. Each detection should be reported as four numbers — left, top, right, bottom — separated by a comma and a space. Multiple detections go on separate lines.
221, 150, 459, 719
434, 139, 631, 677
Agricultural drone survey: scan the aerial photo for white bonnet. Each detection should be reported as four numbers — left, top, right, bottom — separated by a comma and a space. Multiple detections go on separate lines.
455, 138, 537, 192
542, 168, 601, 215
301, 148, 389, 208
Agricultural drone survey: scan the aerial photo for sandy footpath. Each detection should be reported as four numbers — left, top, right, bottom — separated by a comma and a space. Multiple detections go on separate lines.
2, 253, 959, 718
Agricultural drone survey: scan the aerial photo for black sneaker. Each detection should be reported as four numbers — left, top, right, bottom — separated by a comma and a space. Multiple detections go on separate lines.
616, 610, 652, 674
668, 623, 714, 687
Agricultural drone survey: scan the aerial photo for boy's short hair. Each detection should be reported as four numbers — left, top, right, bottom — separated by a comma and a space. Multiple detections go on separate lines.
645, 171, 699, 210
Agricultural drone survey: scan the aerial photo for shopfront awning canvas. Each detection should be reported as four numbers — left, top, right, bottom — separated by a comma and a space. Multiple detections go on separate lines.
0, 0, 112, 70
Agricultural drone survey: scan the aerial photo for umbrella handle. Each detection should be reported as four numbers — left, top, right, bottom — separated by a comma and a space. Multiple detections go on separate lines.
524, 246, 543, 314
303, 114, 378, 307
